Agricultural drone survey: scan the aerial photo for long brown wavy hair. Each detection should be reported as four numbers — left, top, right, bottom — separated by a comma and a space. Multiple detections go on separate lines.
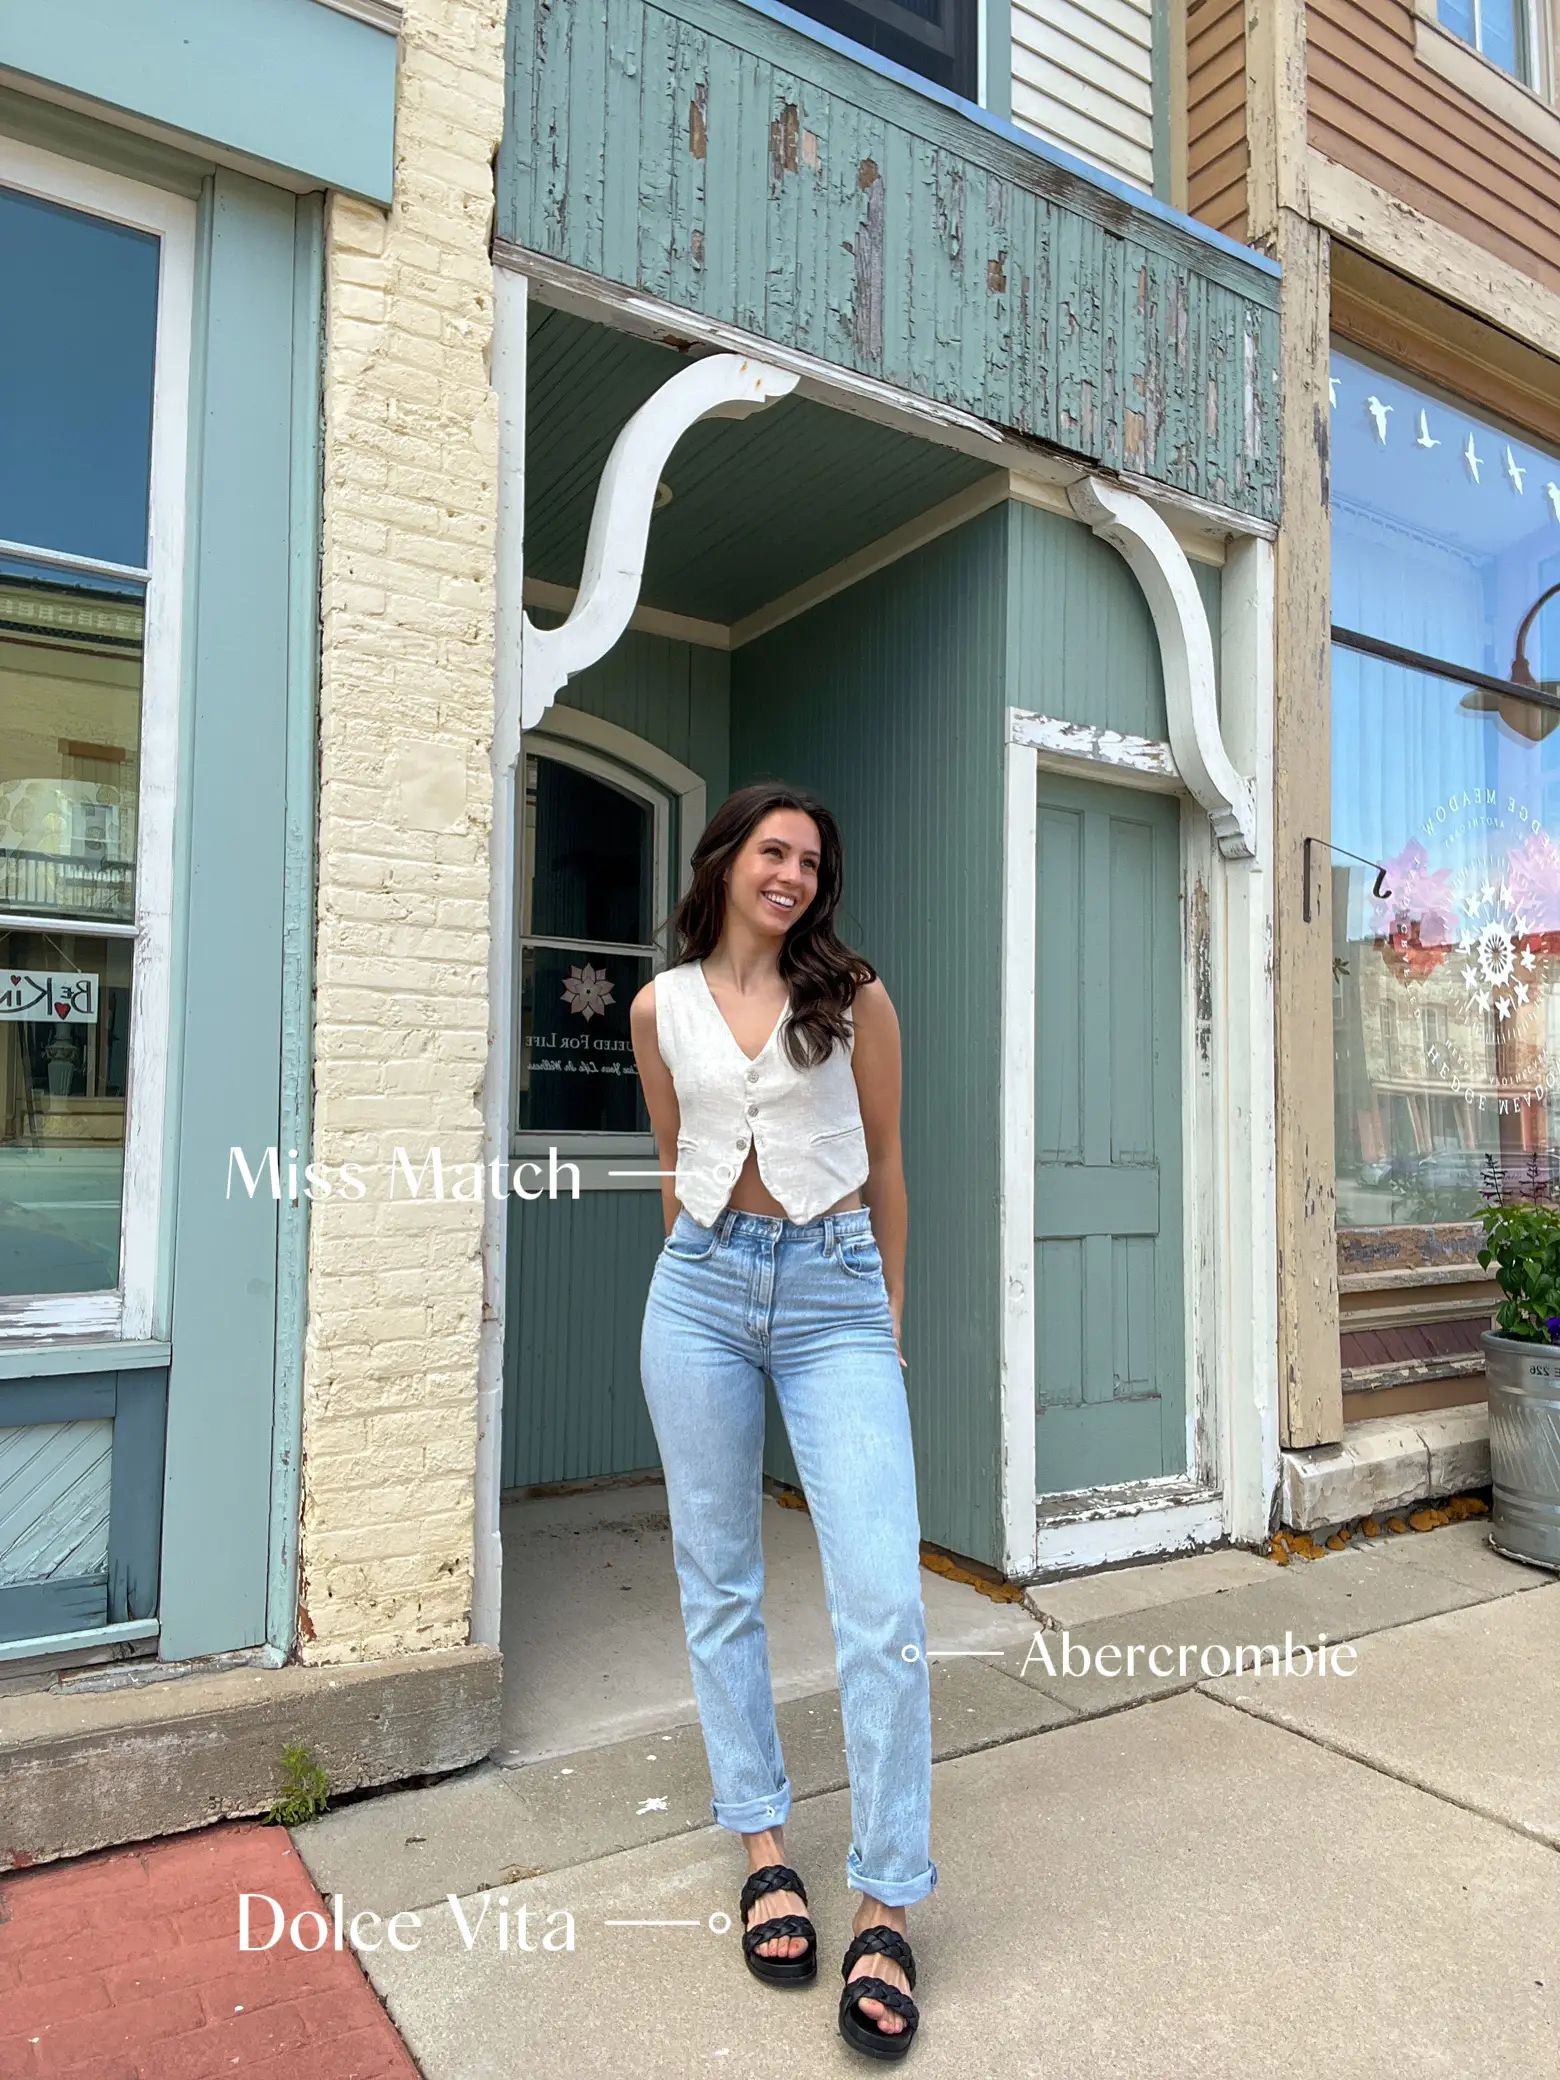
664, 783, 876, 1068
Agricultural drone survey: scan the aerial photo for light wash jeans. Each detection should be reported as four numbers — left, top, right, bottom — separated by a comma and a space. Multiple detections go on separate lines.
640, 1204, 937, 1908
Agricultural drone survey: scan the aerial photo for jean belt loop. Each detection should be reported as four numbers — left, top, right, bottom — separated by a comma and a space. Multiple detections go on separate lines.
822, 1211, 835, 1255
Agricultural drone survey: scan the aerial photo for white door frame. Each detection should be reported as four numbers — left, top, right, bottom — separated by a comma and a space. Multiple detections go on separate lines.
999, 526, 1280, 1577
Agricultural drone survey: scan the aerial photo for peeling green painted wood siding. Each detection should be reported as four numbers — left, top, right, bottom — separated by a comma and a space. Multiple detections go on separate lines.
730, 508, 1010, 1566
500, 0, 1281, 522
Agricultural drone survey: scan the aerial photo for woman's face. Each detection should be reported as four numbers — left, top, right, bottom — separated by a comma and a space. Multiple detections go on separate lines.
725, 809, 822, 939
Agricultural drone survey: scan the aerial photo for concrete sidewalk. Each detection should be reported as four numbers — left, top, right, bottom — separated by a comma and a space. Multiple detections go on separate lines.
293, 1520, 1560, 2079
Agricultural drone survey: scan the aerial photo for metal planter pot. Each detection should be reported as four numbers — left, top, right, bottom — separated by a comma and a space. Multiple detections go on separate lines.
1483, 1331, 1560, 1572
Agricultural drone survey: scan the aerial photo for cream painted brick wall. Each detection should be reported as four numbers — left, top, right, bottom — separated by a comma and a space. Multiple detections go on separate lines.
298, 0, 506, 1664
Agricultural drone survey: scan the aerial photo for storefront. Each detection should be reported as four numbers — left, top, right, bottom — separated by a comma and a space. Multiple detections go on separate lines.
0, 3, 396, 1671
482, 0, 1286, 1605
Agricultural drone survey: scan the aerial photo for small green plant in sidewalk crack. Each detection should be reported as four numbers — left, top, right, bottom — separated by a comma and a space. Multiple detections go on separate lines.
265, 1742, 331, 1825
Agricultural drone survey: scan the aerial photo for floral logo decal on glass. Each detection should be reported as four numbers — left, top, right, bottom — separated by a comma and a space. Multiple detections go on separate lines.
1456, 882, 1535, 1020
561, 961, 614, 1021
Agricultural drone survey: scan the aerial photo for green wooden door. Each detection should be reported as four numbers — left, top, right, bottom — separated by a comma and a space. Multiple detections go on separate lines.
1034, 774, 1185, 1494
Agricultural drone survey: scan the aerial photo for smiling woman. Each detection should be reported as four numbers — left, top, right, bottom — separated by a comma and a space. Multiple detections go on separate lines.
628, 781, 929, 2059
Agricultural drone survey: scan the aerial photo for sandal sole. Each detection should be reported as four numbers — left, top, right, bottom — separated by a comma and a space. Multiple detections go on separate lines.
839, 2012, 917, 2060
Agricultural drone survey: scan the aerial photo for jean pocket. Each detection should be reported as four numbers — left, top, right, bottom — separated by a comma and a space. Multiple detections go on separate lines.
664, 1217, 718, 1262
835, 1235, 883, 1280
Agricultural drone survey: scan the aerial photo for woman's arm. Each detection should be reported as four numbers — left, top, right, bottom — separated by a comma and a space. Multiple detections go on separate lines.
850, 978, 907, 1365
630, 979, 682, 1236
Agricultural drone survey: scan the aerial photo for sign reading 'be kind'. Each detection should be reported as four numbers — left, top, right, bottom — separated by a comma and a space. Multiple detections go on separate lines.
0, 970, 99, 1023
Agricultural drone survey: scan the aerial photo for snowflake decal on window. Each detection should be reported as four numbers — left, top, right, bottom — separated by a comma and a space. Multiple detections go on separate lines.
1456, 880, 1537, 1021
561, 961, 615, 1021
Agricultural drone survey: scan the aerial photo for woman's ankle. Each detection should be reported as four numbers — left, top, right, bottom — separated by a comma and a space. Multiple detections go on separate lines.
743, 1825, 786, 1867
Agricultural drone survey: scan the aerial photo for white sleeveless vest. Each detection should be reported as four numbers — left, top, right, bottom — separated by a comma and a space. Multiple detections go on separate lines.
653, 958, 870, 1225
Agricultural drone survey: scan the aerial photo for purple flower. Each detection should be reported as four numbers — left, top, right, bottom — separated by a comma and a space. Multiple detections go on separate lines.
1547, 1316, 1560, 1343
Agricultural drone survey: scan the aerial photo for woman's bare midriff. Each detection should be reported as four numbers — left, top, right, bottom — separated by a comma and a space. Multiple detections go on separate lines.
722, 1144, 861, 1218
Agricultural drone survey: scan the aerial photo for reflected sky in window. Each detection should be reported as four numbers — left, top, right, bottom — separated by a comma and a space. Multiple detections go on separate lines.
0, 185, 159, 571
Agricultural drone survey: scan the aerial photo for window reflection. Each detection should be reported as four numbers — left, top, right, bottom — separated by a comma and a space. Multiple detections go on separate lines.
1332, 349, 1560, 1226
0, 575, 142, 925
0, 575, 142, 1295
0, 928, 130, 1295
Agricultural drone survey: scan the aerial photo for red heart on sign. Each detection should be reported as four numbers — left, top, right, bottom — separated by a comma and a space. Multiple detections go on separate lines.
54, 1001, 71, 1019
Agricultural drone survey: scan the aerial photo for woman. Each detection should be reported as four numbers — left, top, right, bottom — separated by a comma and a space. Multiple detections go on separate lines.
630, 782, 934, 2061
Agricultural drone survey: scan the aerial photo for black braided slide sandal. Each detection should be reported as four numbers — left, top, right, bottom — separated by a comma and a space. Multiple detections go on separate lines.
738, 1862, 818, 1986
839, 1924, 920, 2060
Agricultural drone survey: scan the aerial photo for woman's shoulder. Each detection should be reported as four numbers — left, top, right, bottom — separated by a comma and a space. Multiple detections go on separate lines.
849, 972, 894, 1017
632, 960, 695, 1022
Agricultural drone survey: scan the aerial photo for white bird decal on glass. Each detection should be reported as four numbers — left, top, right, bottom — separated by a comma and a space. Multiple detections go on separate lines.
1366, 396, 1392, 443
1548, 482, 1560, 522
1465, 434, 1482, 484
1507, 446, 1527, 493
1416, 411, 1440, 450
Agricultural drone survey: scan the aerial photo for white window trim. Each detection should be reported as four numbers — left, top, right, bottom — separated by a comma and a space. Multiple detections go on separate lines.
1414, 0, 1558, 141
312, 0, 403, 31
0, 137, 193, 1346
512, 729, 675, 1165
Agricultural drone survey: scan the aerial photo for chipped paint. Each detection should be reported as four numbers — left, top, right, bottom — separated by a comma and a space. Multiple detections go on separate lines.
1011, 710, 1179, 786
499, 0, 1282, 523
1191, 873, 1213, 1064
768, 100, 799, 190
851, 160, 885, 366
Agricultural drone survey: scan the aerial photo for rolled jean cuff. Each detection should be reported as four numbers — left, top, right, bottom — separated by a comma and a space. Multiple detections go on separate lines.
711, 1778, 792, 1832
847, 1848, 938, 1907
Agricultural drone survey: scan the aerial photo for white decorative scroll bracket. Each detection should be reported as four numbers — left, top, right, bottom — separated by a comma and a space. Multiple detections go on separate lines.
1066, 476, 1258, 861
504, 353, 799, 756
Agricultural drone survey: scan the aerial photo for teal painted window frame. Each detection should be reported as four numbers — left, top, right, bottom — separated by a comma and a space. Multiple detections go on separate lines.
0, 91, 322, 1667
0, 0, 397, 202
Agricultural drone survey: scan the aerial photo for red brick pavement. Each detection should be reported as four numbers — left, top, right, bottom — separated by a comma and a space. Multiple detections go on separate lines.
0, 1821, 421, 2078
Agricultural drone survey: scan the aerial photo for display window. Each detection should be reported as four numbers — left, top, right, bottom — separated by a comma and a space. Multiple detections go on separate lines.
1331, 345, 1560, 1227
0, 146, 191, 1332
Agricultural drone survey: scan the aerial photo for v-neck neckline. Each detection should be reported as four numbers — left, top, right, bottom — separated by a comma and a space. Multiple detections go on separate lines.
695, 959, 788, 1065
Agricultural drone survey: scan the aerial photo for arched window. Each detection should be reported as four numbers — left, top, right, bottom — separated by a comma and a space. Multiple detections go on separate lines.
513, 734, 673, 1154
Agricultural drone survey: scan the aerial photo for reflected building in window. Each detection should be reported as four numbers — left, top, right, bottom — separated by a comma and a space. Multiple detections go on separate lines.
1331, 345, 1560, 1226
